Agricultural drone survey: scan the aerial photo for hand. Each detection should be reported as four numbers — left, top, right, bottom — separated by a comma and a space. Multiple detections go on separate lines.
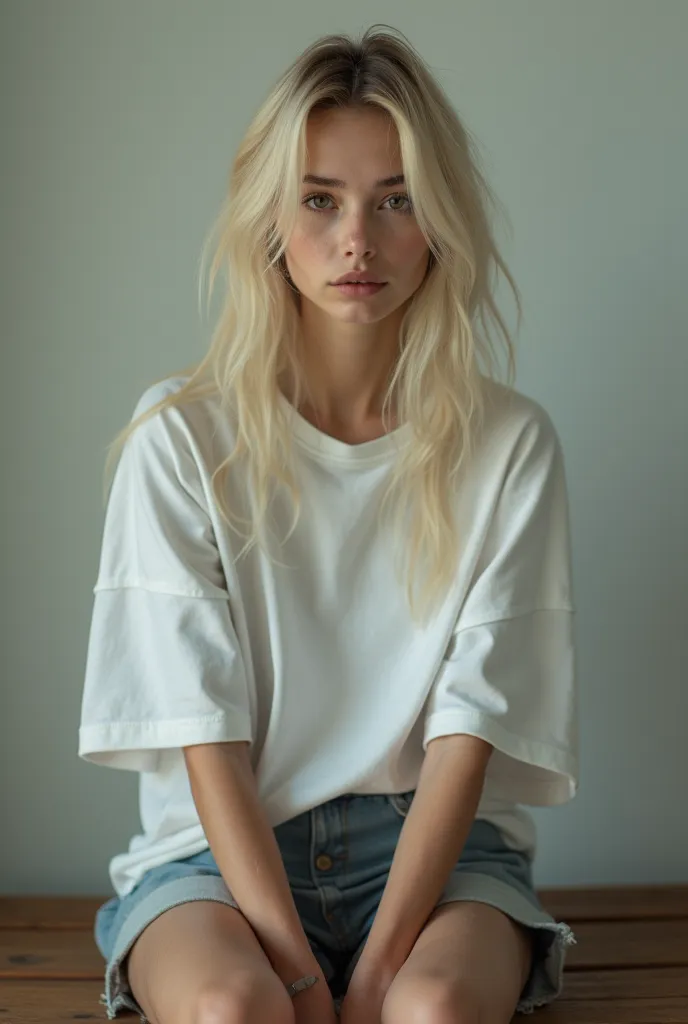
270, 947, 336, 1023
339, 987, 385, 1024
292, 977, 338, 1024
339, 961, 395, 1024
339, 984, 387, 1024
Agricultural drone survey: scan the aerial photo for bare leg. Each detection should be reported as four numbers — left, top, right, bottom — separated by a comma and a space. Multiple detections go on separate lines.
126, 899, 295, 1024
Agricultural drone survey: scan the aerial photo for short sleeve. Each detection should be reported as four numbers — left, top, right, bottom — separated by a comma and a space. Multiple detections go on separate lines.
78, 389, 253, 772
423, 409, 578, 805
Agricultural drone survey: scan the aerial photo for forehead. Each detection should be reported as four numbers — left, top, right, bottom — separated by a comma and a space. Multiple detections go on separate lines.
304, 106, 402, 175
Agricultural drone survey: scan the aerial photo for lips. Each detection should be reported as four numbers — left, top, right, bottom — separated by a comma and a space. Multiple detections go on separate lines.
332, 281, 387, 297
332, 273, 385, 285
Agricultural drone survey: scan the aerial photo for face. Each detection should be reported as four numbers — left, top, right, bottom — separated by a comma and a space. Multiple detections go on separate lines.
283, 105, 431, 326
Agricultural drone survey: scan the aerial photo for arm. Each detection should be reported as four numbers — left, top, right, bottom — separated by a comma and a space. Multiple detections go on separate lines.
183, 740, 320, 986
354, 734, 493, 981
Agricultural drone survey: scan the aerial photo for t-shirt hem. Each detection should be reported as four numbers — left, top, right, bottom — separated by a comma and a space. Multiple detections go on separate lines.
422, 709, 577, 805
78, 714, 253, 766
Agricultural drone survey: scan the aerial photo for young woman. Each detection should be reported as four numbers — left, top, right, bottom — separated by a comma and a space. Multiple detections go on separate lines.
79, 25, 578, 1024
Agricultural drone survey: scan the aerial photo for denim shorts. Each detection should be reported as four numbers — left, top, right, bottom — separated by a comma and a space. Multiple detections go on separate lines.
94, 792, 575, 1020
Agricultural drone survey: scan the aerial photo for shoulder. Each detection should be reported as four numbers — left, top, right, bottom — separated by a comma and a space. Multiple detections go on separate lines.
132, 374, 190, 417
477, 377, 563, 469
105, 376, 236, 513
131, 374, 220, 430
480, 377, 559, 443
126, 375, 230, 464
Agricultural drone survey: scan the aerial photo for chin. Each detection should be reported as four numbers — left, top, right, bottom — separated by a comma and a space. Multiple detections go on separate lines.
328, 292, 398, 320
332, 306, 388, 325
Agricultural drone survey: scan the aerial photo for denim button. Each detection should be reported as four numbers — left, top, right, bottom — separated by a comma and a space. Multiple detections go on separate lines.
315, 854, 333, 871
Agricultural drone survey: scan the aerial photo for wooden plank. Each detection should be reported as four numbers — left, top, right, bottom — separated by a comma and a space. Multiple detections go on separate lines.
565, 919, 688, 970
0, 979, 138, 1022
2, 917, 688, 977
0, 931, 103, 980
0, 898, 103, 931
3, 887, 688, 928
534, 998, 688, 1023
539, 885, 688, 922
562, 966, 688, 999
0, 980, 687, 1024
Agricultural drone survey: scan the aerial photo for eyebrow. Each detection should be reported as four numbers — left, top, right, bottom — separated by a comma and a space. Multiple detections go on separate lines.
302, 174, 406, 188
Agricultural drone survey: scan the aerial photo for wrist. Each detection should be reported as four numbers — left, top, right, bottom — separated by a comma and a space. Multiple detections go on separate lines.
285, 974, 320, 998
350, 945, 403, 989
269, 947, 324, 987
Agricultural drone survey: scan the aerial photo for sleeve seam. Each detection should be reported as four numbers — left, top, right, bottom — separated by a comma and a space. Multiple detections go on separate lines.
80, 713, 232, 730
93, 579, 229, 600
454, 604, 575, 636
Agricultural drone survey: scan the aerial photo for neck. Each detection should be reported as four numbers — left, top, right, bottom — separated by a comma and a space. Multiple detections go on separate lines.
288, 296, 405, 431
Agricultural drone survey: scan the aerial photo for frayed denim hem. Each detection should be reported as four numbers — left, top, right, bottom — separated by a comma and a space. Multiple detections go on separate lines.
516, 919, 577, 1014
98, 876, 239, 1021
99, 987, 148, 1023
435, 869, 577, 1015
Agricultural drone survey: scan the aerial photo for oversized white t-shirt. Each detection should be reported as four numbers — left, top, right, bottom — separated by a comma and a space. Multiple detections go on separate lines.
78, 375, 577, 898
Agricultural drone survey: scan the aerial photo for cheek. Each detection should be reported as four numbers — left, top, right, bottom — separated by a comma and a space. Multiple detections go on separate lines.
393, 230, 430, 276
287, 220, 331, 268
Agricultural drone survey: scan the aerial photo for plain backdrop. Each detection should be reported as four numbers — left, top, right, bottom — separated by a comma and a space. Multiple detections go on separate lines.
2, 0, 686, 895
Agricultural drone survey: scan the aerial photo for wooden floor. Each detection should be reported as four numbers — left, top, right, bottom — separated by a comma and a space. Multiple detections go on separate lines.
0, 886, 687, 1022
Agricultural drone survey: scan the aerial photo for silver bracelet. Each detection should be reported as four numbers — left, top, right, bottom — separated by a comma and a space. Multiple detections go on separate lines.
286, 974, 319, 998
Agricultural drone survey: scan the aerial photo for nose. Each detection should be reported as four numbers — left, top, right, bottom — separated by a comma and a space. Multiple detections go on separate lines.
340, 209, 376, 260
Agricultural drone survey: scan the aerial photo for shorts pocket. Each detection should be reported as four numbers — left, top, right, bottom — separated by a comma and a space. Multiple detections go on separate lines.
386, 789, 416, 818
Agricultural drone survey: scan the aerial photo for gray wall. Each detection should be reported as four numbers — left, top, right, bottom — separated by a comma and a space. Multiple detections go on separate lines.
2, 1, 686, 895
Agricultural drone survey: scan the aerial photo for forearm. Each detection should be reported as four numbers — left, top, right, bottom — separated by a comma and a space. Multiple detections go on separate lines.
361, 734, 493, 974
183, 740, 317, 984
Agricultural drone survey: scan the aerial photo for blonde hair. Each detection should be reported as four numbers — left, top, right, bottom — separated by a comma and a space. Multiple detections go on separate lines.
104, 24, 520, 626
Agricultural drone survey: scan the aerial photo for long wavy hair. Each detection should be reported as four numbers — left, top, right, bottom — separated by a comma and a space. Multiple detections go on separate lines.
103, 24, 520, 626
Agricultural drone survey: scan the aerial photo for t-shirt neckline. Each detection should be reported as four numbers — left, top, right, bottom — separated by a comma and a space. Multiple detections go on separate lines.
277, 390, 413, 465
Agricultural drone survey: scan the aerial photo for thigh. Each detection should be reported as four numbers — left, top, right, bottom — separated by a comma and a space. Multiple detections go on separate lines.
343, 810, 572, 1014
128, 900, 294, 1024
382, 900, 533, 1024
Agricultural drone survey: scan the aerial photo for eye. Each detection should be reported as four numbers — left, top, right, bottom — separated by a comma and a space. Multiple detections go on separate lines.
301, 192, 414, 214
302, 193, 335, 211
383, 193, 413, 213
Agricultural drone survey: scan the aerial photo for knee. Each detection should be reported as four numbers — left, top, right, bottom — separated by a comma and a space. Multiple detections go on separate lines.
382, 975, 482, 1024
194, 970, 295, 1024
